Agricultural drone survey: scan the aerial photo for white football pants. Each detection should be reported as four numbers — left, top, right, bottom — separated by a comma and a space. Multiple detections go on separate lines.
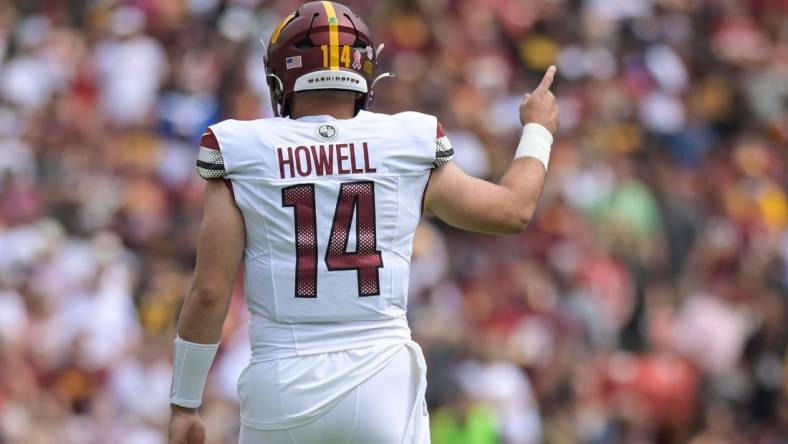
238, 343, 430, 444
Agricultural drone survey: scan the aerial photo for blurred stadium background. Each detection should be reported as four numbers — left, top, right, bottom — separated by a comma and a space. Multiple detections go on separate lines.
0, 0, 786, 443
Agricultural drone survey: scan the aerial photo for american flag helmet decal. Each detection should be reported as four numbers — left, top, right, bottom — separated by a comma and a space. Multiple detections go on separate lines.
286, 55, 302, 69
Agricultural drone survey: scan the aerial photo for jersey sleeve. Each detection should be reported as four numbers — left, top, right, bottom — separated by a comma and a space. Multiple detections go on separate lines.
196, 129, 227, 179
433, 122, 454, 168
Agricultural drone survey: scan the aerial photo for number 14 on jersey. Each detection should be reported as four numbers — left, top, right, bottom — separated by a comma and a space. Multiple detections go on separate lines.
281, 181, 383, 298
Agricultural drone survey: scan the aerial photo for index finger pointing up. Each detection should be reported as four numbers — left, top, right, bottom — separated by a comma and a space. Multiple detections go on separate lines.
536, 65, 557, 92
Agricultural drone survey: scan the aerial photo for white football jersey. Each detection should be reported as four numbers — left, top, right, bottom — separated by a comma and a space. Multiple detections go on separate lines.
198, 110, 453, 362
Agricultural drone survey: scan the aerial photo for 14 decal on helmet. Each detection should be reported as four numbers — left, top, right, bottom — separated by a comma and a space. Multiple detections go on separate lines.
318, 45, 363, 69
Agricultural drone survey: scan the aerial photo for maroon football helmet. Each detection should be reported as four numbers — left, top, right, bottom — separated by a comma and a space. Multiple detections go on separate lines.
265, 1, 390, 117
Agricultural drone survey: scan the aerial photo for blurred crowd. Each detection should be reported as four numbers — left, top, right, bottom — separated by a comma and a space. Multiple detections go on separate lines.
0, 0, 786, 443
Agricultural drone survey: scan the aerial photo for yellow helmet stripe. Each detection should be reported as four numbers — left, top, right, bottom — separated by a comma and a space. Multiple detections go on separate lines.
270, 13, 295, 44
322, 1, 340, 70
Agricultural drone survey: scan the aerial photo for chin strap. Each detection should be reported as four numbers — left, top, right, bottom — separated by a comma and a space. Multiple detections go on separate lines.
371, 43, 395, 89
369, 43, 397, 91
365, 43, 396, 109
267, 73, 284, 92
267, 73, 285, 116
261, 37, 285, 116
366, 72, 395, 108
371, 72, 396, 88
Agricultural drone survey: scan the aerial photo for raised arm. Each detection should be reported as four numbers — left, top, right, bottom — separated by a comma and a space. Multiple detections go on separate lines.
425, 66, 559, 234
169, 178, 245, 444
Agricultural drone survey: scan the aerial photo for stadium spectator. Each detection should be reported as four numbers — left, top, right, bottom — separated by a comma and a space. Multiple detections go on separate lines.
0, 0, 785, 443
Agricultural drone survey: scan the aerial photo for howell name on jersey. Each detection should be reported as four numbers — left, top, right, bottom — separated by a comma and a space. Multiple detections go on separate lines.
276, 141, 377, 179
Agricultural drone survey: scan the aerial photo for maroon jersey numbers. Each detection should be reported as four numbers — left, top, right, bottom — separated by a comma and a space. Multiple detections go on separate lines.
281, 184, 319, 298
281, 181, 383, 298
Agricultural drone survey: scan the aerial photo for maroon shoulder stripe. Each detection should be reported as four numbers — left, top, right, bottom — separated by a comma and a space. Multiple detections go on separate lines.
200, 129, 220, 150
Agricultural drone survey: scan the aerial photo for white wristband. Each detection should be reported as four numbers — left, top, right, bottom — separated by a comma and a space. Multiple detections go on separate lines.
515, 123, 553, 170
170, 336, 219, 408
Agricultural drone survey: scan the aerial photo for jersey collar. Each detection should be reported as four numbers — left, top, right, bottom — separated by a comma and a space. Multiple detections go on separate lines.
295, 111, 368, 123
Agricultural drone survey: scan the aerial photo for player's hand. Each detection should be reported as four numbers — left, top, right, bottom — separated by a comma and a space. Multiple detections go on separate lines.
519, 65, 560, 134
169, 405, 206, 444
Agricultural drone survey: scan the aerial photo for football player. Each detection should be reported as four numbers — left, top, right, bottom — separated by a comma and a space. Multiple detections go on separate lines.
168, 1, 559, 443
